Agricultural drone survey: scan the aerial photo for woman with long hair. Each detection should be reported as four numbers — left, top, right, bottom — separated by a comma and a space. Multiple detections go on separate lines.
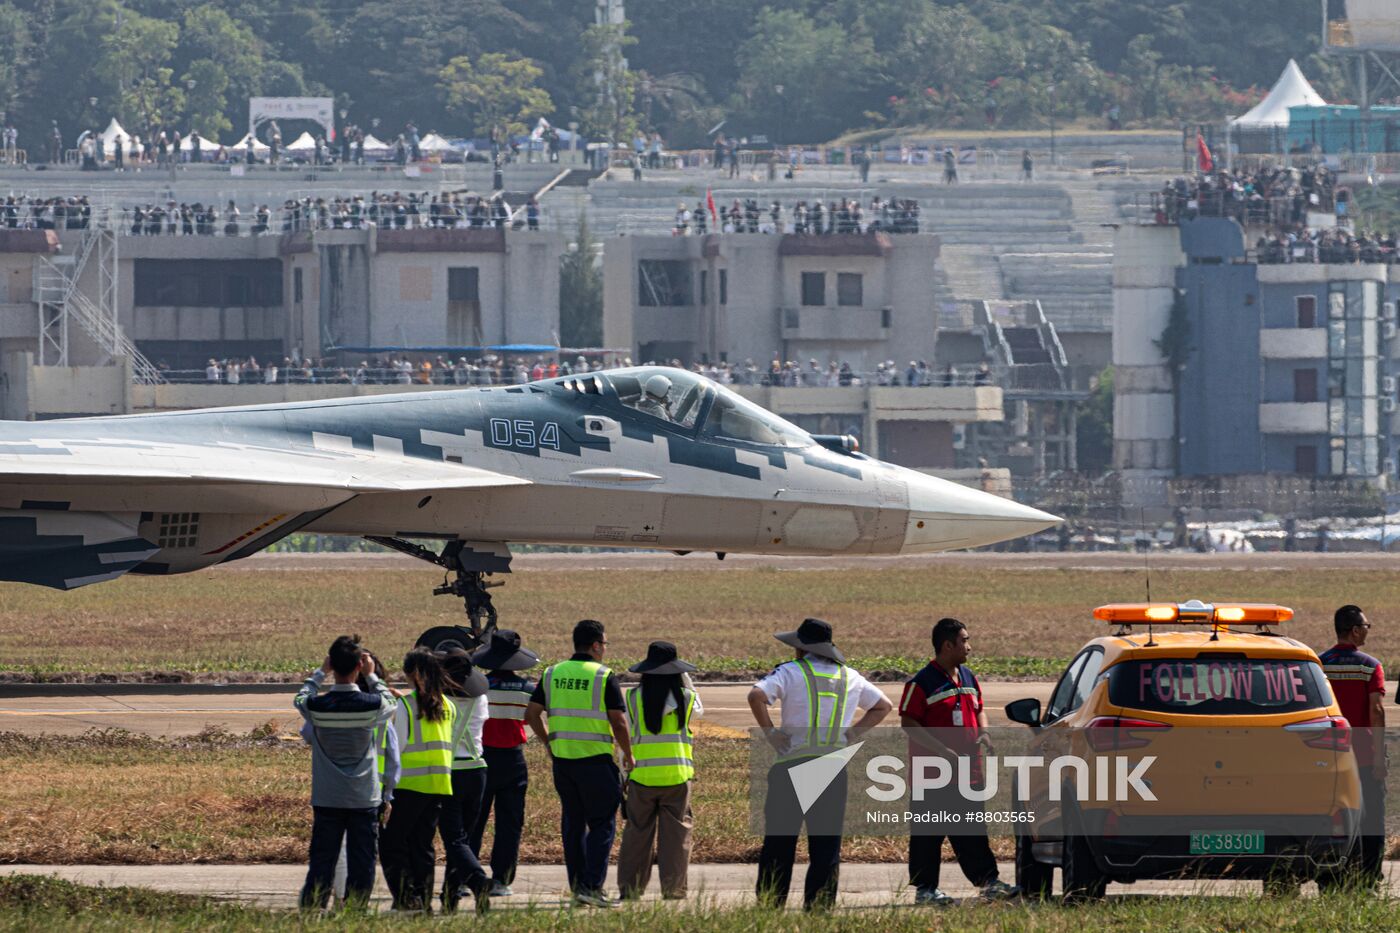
436, 648, 493, 913
380, 648, 459, 911
617, 641, 703, 900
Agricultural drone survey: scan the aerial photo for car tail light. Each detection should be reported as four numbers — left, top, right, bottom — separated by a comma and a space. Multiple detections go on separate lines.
1085, 715, 1171, 752
1284, 715, 1351, 752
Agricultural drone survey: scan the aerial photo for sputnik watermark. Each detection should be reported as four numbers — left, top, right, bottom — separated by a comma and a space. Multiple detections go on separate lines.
866, 754, 1158, 802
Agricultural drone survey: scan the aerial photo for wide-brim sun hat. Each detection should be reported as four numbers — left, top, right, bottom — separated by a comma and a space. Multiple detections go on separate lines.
470, 629, 539, 672
774, 617, 845, 664
628, 640, 698, 676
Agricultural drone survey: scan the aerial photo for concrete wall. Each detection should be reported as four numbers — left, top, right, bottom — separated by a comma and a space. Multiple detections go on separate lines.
1111, 222, 1182, 498
603, 233, 939, 370
1176, 220, 1262, 476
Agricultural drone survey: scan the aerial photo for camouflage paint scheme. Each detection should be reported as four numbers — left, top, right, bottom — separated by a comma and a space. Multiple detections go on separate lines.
0, 367, 1057, 589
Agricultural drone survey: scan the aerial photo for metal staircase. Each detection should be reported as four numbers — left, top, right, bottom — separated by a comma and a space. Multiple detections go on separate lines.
34, 227, 162, 384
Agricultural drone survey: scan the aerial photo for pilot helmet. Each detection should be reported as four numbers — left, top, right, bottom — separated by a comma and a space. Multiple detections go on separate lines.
644, 374, 672, 401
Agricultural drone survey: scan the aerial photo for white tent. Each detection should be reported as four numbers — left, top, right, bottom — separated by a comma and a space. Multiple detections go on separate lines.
285, 131, 318, 152
232, 132, 270, 153
1232, 60, 1326, 127
98, 118, 130, 148
359, 133, 390, 151
178, 132, 222, 151
417, 133, 457, 152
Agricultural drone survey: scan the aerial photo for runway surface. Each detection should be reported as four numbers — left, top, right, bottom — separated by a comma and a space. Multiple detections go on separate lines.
8, 861, 1397, 909
0, 682, 1056, 736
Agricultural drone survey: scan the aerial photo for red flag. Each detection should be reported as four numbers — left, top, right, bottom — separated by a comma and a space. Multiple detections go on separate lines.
706, 187, 717, 222
1196, 132, 1213, 173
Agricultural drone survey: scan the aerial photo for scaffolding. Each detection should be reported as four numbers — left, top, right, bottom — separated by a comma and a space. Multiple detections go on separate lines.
33, 226, 162, 384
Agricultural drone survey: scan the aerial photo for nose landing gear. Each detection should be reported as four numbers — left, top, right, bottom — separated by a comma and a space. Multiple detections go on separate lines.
364, 536, 512, 652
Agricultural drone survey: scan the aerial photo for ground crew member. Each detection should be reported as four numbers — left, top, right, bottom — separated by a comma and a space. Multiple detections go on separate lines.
438, 649, 492, 913
1320, 604, 1386, 887
618, 641, 704, 900
298, 648, 400, 906
748, 618, 892, 910
380, 648, 469, 912
294, 636, 398, 911
469, 629, 540, 897
525, 619, 634, 908
900, 618, 1019, 905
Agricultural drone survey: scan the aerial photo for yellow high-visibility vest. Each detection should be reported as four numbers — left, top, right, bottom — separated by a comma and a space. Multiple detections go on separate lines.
395, 691, 456, 794
626, 687, 695, 786
543, 659, 614, 759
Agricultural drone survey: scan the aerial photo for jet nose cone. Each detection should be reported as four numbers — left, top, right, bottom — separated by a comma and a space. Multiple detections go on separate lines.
901, 472, 1060, 552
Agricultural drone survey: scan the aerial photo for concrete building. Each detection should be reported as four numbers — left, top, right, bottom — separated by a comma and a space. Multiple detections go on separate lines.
603, 231, 940, 371
1112, 217, 1395, 505
0, 224, 564, 377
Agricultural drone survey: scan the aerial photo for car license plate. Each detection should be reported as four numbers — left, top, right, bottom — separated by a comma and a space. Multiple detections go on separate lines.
1189, 831, 1265, 855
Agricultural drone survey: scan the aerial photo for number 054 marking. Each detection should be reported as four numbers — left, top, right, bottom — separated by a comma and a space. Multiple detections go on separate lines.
489, 418, 561, 450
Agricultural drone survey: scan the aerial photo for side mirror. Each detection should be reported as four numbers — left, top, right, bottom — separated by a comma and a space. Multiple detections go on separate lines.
1005, 698, 1042, 728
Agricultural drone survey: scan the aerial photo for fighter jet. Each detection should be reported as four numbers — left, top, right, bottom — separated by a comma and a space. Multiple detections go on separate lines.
0, 366, 1057, 636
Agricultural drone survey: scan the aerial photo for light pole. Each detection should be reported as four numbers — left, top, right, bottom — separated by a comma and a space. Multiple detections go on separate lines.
774, 84, 785, 148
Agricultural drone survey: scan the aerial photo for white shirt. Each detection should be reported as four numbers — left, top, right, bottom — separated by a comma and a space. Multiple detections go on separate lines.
755, 657, 884, 736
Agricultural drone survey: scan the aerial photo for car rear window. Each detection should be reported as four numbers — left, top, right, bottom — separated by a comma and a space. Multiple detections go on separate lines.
1105, 657, 1331, 715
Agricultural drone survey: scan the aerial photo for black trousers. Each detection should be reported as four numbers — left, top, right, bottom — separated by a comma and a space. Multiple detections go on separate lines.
380, 789, 444, 909
552, 755, 621, 894
756, 759, 847, 910
907, 793, 999, 890
470, 746, 529, 884
301, 806, 378, 909
440, 769, 489, 899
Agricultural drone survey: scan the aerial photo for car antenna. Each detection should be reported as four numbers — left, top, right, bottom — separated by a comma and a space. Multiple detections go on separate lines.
1141, 507, 1157, 647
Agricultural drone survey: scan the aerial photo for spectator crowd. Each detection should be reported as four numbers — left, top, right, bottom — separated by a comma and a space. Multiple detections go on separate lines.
671, 196, 921, 236
174, 353, 993, 390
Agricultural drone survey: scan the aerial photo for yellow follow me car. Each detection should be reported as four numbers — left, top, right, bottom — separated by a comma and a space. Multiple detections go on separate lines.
1005, 600, 1362, 900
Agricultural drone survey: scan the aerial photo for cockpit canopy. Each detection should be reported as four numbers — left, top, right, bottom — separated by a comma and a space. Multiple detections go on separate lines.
554, 367, 813, 449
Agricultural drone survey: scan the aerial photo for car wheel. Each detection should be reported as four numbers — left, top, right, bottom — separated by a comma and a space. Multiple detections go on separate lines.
1061, 814, 1107, 903
1015, 831, 1053, 900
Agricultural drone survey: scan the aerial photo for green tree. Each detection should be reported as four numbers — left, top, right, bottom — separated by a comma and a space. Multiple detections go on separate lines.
573, 23, 640, 146
559, 215, 603, 349
439, 52, 553, 140
180, 59, 230, 138
735, 9, 876, 142
0, 4, 32, 118
96, 11, 184, 135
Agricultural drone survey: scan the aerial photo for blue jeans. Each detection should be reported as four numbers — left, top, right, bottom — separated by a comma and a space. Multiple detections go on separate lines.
301, 806, 378, 909
552, 756, 621, 893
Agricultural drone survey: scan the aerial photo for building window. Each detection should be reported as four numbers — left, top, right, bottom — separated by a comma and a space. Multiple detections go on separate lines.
293, 268, 303, 304
448, 267, 480, 301
448, 267, 482, 347
801, 272, 826, 306
1296, 295, 1316, 328
837, 272, 863, 307
1295, 445, 1317, 475
1293, 368, 1318, 403
639, 260, 692, 307
699, 270, 708, 305
134, 259, 282, 307
719, 269, 728, 305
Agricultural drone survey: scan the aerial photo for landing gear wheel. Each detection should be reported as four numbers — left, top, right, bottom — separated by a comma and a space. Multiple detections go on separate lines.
365, 536, 507, 648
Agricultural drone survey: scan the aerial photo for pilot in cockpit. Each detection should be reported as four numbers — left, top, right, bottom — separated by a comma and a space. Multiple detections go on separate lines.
636, 374, 673, 420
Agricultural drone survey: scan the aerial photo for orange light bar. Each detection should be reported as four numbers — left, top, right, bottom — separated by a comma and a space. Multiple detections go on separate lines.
1093, 602, 1292, 625
1093, 604, 1179, 623
1212, 604, 1293, 624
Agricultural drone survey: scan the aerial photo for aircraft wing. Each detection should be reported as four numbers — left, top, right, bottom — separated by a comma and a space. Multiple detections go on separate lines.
0, 437, 530, 513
